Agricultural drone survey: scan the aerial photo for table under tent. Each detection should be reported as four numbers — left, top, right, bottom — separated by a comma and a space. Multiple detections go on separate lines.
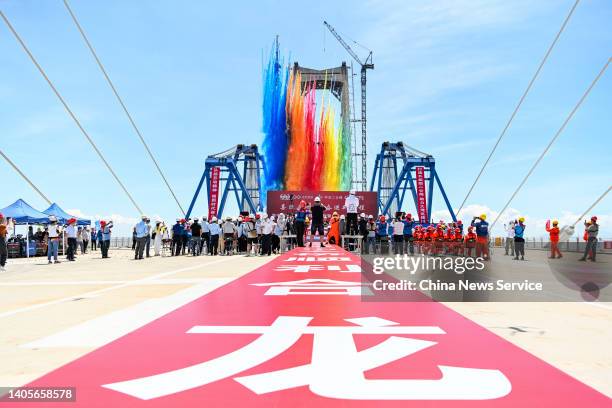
0, 199, 91, 258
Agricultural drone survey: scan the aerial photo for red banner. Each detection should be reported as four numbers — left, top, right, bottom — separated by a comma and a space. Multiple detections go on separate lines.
208, 167, 221, 220
266, 191, 378, 217
415, 167, 428, 223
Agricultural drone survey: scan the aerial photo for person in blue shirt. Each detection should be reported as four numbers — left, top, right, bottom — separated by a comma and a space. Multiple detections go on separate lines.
294, 201, 308, 247
513, 217, 526, 261
208, 217, 221, 255
376, 215, 391, 254
134, 215, 149, 260
100, 220, 113, 259
471, 214, 489, 260
171, 219, 184, 256
96, 228, 103, 252
402, 213, 416, 255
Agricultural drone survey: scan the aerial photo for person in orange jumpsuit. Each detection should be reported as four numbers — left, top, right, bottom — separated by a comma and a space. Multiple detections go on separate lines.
327, 212, 341, 246
434, 224, 445, 255
471, 214, 490, 260
424, 225, 435, 255
464, 226, 477, 257
444, 225, 455, 255
454, 227, 463, 256
546, 220, 562, 259
582, 220, 594, 260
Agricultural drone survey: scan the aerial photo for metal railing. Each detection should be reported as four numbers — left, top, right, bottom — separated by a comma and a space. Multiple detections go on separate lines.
494, 237, 611, 254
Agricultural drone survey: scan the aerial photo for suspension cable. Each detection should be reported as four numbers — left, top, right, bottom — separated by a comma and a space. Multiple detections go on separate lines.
490, 58, 610, 230
62, 0, 185, 216
456, 0, 581, 216
572, 185, 611, 227
0, 149, 52, 205
1, 11, 144, 214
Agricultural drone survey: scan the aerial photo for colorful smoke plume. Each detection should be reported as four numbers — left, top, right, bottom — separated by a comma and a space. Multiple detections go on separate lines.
261, 40, 352, 198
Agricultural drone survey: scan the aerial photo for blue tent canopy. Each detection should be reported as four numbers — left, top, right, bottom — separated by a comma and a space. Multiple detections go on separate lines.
0, 199, 50, 225
43, 203, 91, 226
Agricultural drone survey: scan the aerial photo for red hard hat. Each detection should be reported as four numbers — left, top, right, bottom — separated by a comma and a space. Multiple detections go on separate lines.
379, 215, 386, 222
406, 213, 412, 218
0, 213, 4, 218
591, 216, 598, 222
255, 214, 261, 219
299, 200, 306, 208
457, 220, 462, 225
100, 220, 106, 225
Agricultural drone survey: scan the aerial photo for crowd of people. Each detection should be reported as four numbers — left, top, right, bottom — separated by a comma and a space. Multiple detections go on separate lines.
0, 191, 603, 272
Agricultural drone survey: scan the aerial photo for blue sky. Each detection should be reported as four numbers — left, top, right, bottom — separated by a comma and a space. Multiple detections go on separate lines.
1, 0, 610, 237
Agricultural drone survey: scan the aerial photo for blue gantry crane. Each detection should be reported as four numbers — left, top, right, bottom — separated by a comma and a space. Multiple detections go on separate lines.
186, 144, 264, 219
370, 141, 456, 223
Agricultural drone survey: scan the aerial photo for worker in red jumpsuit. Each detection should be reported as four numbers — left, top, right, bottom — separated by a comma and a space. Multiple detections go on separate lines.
433, 224, 445, 255
464, 226, 477, 257
546, 220, 562, 259
444, 225, 454, 255
424, 225, 435, 255
454, 227, 463, 256
413, 226, 423, 254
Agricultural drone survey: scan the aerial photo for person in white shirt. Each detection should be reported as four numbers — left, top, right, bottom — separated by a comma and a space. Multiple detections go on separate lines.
243, 215, 258, 256
65, 219, 78, 261
274, 213, 287, 253
82, 226, 89, 254
222, 217, 237, 255
255, 214, 263, 254
392, 216, 405, 255
200, 216, 210, 255
261, 215, 276, 256
504, 221, 516, 256
76, 226, 84, 254
344, 190, 360, 235
47, 216, 62, 264
208, 217, 221, 255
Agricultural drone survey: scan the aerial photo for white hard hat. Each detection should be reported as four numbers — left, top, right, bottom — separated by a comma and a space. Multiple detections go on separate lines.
314, 196, 321, 202
141, 214, 147, 220
368, 214, 373, 219
340, 214, 345, 220
360, 212, 366, 218
212, 216, 217, 222
48, 215, 57, 222
226, 216, 232, 221
349, 189, 356, 195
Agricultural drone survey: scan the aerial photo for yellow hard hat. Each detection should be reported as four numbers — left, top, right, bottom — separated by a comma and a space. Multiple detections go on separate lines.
552, 220, 558, 225
480, 214, 487, 220
519, 217, 525, 222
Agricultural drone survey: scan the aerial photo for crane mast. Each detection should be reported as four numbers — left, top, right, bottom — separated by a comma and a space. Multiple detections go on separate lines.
324, 21, 373, 191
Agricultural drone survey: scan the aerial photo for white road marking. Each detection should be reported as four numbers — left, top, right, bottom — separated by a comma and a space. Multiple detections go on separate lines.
0, 257, 233, 319
23, 278, 232, 348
